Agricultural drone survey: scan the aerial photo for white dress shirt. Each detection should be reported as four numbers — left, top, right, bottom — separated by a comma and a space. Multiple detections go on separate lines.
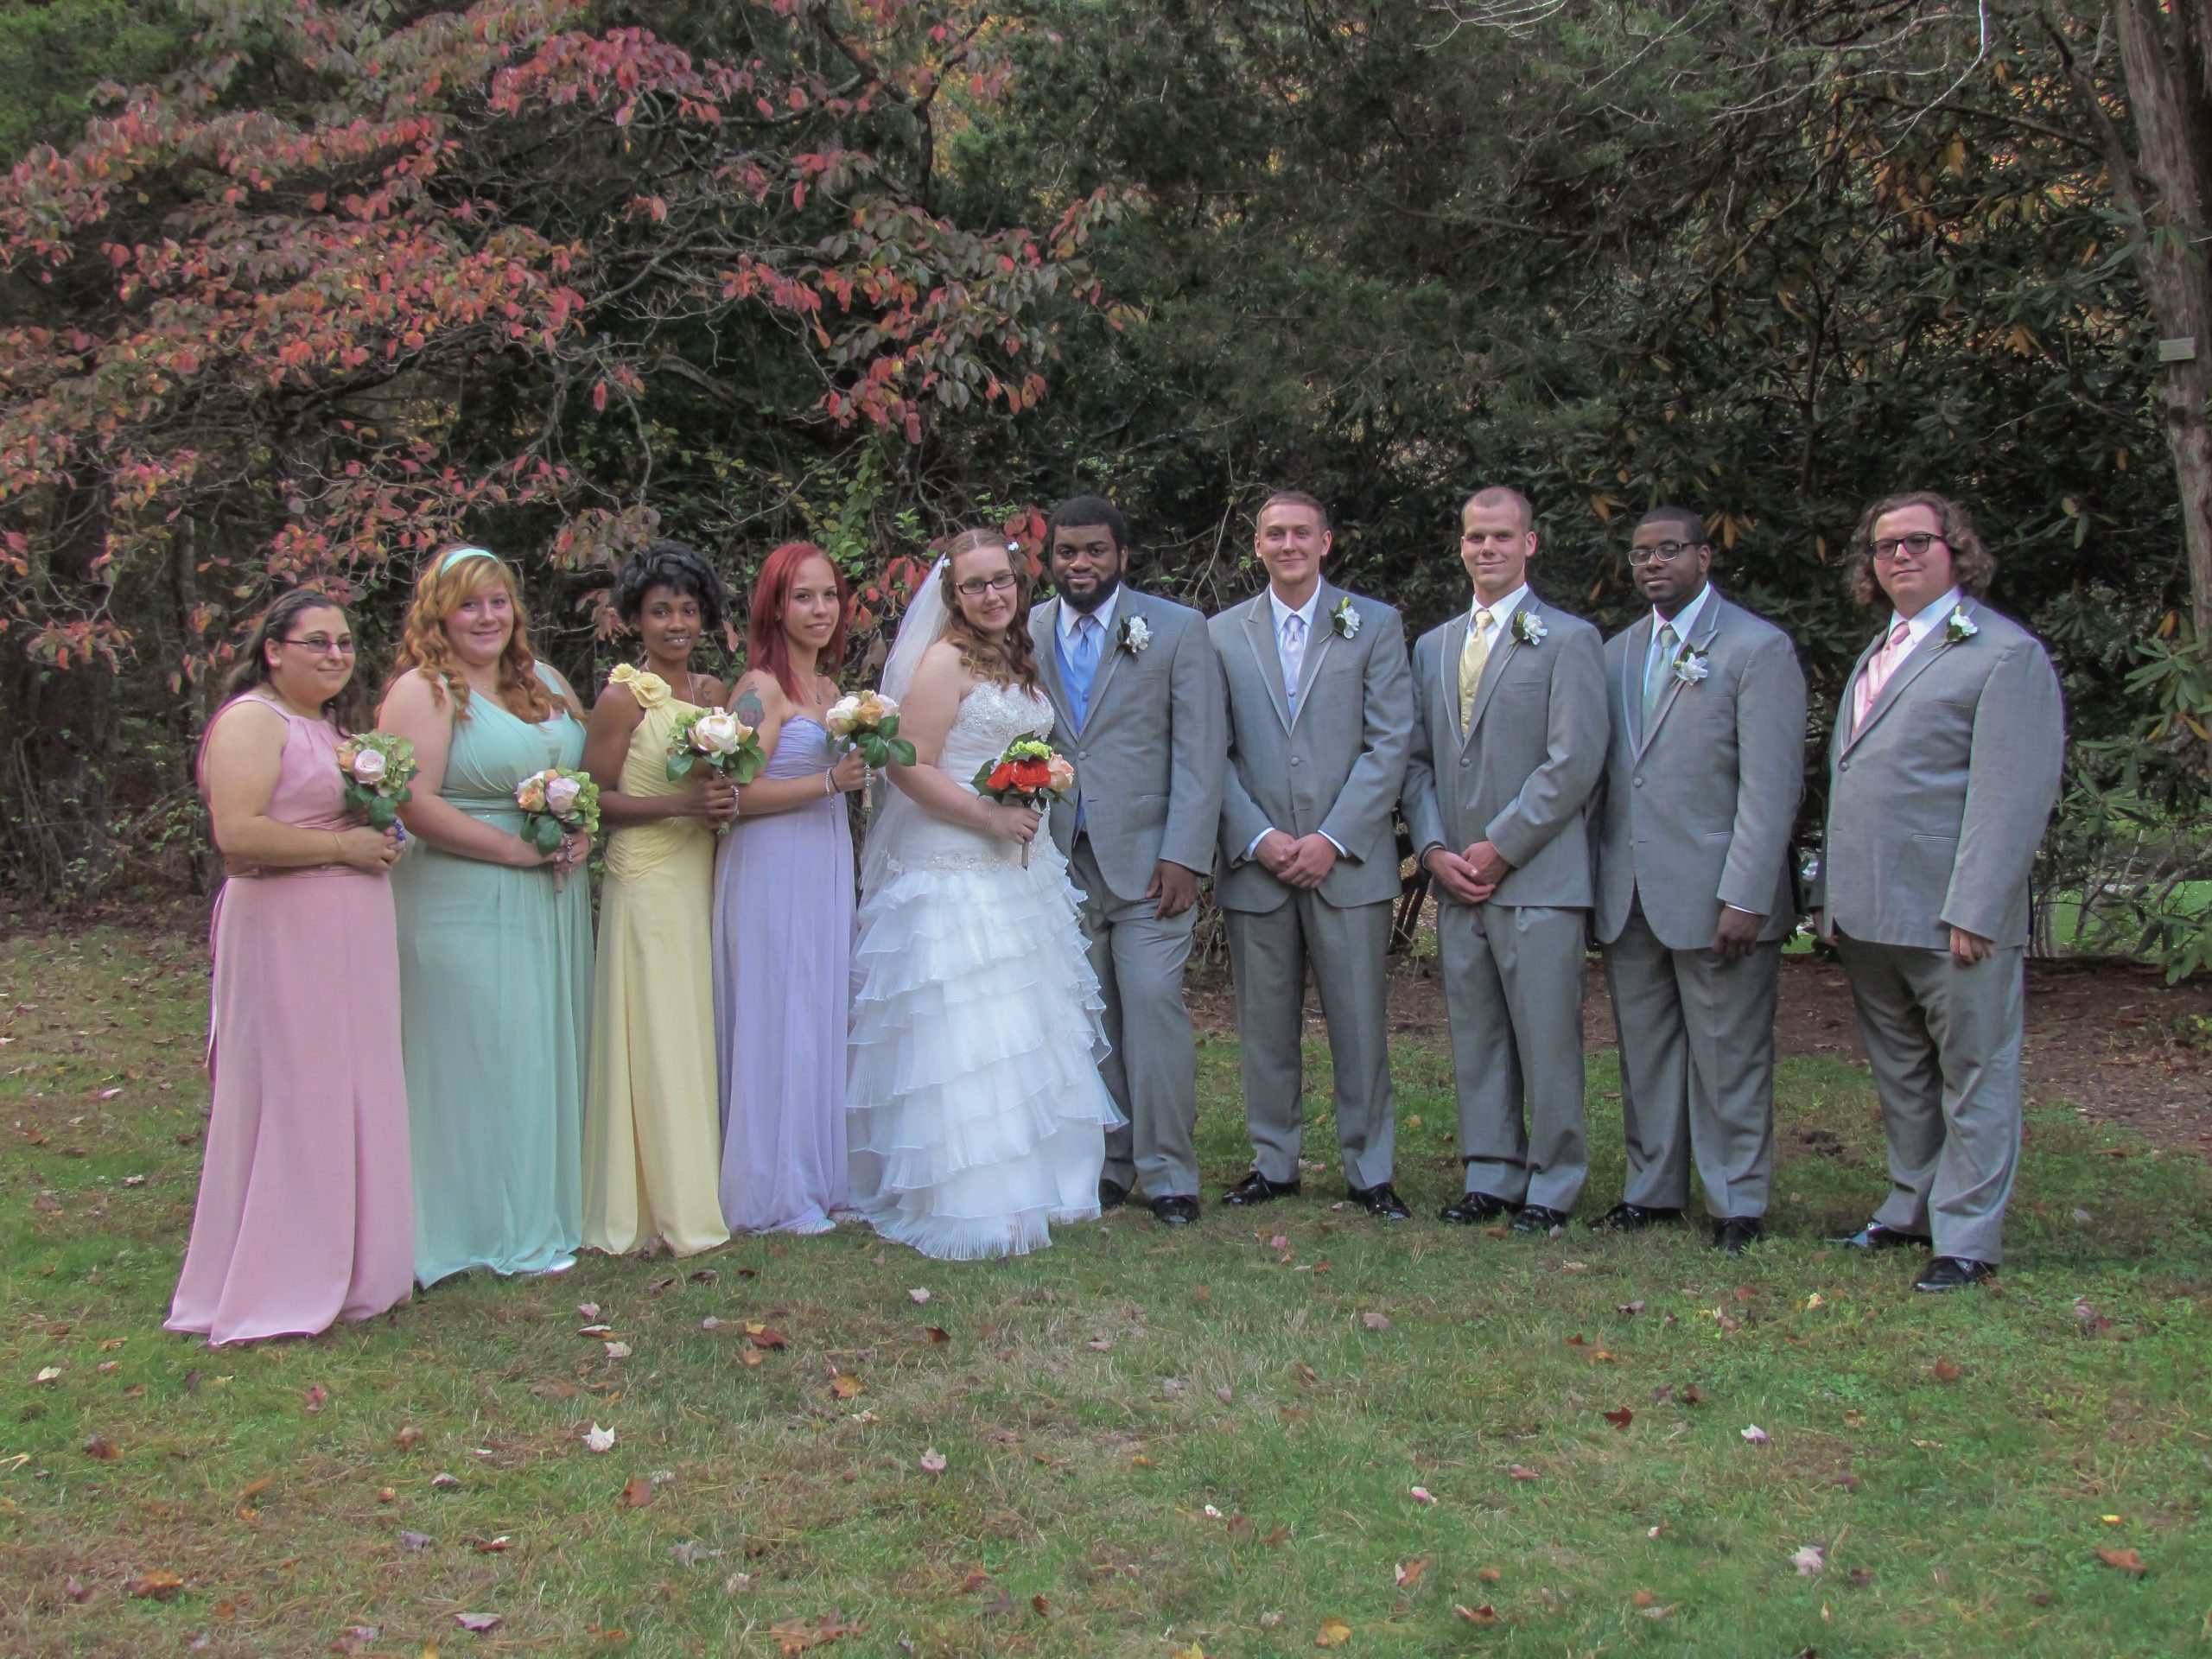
1890, 585, 1963, 651
1643, 582, 1712, 692
1057, 584, 1122, 655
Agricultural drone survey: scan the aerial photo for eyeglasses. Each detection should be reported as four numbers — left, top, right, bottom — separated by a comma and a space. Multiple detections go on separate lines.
1868, 532, 1948, 563
282, 634, 356, 655
1627, 541, 1699, 567
954, 573, 1020, 598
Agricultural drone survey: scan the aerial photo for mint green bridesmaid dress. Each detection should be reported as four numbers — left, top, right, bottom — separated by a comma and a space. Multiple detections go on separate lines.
391, 664, 594, 1284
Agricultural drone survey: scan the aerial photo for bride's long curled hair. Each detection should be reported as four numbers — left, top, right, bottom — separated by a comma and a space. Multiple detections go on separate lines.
938, 528, 1042, 692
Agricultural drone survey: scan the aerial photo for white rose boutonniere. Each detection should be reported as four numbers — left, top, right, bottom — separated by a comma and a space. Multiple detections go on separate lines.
1673, 649, 1711, 685
1120, 614, 1153, 656
1512, 609, 1548, 646
1329, 597, 1361, 639
1944, 606, 1979, 645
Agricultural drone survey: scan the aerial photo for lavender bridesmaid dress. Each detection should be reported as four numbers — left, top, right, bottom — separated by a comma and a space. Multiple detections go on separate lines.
711, 715, 854, 1232
168, 698, 415, 1344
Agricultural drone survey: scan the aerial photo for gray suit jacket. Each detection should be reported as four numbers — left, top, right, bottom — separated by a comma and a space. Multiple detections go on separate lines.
1211, 582, 1412, 912
1818, 599, 2063, 950
1402, 593, 1606, 908
1032, 588, 1226, 904
1592, 592, 1807, 949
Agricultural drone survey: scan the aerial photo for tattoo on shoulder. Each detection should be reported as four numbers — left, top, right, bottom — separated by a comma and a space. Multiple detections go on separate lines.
732, 685, 765, 727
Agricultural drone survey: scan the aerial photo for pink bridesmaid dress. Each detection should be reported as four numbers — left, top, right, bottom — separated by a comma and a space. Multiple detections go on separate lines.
167, 697, 415, 1344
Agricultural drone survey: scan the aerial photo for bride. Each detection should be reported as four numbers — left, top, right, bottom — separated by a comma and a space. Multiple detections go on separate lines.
847, 529, 1122, 1260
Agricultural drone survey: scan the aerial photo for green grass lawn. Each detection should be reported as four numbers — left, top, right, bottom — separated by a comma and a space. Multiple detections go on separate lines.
3, 929, 2208, 1658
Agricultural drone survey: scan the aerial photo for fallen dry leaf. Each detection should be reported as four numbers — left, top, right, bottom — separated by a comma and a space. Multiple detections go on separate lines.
1169, 1644, 1205, 1659
701, 1316, 726, 1330
1361, 1312, 1390, 1332
399, 1531, 432, 1551
919, 1447, 947, 1474
1630, 1588, 1656, 1608
1932, 1359, 1962, 1384
1393, 1558, 1427, 1587
396, 1424, 423, 1448
34, 1367, 60, 1383
830, 1374, 863, 1400
302, 1384, 329, 1413
741, 1347, 764, 1368
430, 1472, 461, 1490
1477, 1567, 1502, 1582
1314, 1616, 1352, 1647
576, 1302, 600, 1319
1259, 1612, 1284, 1629
452, 1612, 503, 1634
1791, 1545, 1825, 1577
1409, 1485, 1437, 1504
1508, 1465, 1541, 1481
925, 1326, 950, 1344
1741, 1424, 1770, 1445
602, 1341, 632, 1360
61, 1576, 92, 1605
1453, 1605, 1499, 1624
585, 1424, 615, 1452
128, 1570, 184, 1601
767, 1614, 862, 1655
2094, 1547, 2146, 1575
471, 1535, 511, 1554
908, 1287, 931, 1304
82, 1434, 118, 1460
748, 1327, 789, 1351
620, 1475, 654, 1509
1681, 1382, 1704, 1406
1602, 1408, 1634, 1430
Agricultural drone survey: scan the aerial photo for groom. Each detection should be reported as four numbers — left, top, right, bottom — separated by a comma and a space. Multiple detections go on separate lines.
1033, 495, 1226, 1228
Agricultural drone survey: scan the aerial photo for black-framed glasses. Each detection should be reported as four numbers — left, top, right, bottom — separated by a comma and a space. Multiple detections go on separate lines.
1627, 541, 1698, 567
1868, 532, 1948, 563
282, 633, 356, 655
955, 573, 1020, 598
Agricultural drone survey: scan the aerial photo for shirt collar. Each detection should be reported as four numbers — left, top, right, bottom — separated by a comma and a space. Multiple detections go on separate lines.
1469, 584, 1529, 628
1268, 583, 1325, 632
1058, 585, 1121, 643
1652, 583, 1712, 644
1890, 587, 1963, 649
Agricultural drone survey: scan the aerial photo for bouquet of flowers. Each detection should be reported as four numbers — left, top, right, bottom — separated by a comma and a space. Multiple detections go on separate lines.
334, 732, 417, 830
823, 689, 916, 768
666, 707, 766, 787
516, 766, 601, 891
971, 738, 1076, 866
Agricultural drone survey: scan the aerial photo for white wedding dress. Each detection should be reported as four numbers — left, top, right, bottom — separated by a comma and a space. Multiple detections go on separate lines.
846, 679, 1122, 1260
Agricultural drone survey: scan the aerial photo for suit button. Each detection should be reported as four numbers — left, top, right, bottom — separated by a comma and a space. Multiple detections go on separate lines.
1633, 776, 1643, 787
1459, 758, 1471, 768
1839, 760, 1851, 772
1291, 756, 1303, 766
1077, 751, 1087, 761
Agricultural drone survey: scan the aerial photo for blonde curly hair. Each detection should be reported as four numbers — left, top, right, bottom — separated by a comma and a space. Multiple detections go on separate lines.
937, 528, 1041, 692
386, 547, 557, 723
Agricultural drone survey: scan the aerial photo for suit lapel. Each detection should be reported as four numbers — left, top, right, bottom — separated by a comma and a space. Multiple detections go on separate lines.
1465, 597, 1530, 741
1620, 613, 1654, 749
1841, 602, 1967, 753
1033, 599, 1074, 733
1242, 596, 1293, 733
1635, 593, 1723, 760
1289, 583, 1339, 734
1440, 613, 1471, 748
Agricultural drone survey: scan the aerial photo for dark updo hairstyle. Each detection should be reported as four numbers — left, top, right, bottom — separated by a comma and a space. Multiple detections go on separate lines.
219, 586, 366, 730
612, 537, 730, 637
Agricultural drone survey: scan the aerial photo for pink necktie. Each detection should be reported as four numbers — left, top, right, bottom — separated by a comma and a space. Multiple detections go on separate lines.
1852, 620, 1912, 733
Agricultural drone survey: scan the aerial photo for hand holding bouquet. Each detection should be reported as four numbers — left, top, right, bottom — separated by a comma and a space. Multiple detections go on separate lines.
334, 732, 417, 831
971, 738, 1076, 866
516, 766, 601, 891
823, 690, 917, 768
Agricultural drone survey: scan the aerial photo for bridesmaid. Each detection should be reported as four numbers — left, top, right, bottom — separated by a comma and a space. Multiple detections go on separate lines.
579, 540, 737, 1258
380, 546, 595, 1284
168, 588, 414, 1344
712, 541, 866, 1233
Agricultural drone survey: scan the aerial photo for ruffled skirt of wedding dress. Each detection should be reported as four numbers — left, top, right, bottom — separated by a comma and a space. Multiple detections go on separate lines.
847, 833, 1122, 1262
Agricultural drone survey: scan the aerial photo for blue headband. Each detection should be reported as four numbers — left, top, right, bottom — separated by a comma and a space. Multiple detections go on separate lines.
441, 545, 496, 573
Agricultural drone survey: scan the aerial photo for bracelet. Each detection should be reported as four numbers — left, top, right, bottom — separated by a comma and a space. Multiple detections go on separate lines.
823, 769, 835, 797
730, 785, 741, 819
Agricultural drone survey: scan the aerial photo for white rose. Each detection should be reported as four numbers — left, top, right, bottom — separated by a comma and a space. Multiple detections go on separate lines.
349, 748, 389, 785
545, 775, 582, 817
692, 711, 745, 756
823, 695, 863, 737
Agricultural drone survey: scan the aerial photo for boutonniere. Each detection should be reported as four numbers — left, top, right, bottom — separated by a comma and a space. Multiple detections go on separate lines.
1512, 609, 1548, 646
1673, 648, 1711, 685
1119, 614, 1152, 656
1329, 597, 1361, 639
1943, 606, 1978, 645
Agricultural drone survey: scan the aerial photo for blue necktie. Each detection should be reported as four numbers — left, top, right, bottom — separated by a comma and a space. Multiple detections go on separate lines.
1065, 613, 1101, 730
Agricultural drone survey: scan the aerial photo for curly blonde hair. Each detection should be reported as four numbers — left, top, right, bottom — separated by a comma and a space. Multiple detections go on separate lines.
1847, 492, 1997, 607
387, 548, 558, 723
938, 528, 1041, 692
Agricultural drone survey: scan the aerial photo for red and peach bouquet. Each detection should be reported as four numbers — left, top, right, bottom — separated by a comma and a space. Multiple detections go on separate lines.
971, 738, 1075, 866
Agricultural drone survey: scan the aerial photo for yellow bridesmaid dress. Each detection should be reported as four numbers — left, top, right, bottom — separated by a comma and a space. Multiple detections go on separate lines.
582, 666, 731, 1255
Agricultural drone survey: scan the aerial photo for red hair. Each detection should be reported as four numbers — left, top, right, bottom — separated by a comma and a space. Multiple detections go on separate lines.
747, 541, 851, 702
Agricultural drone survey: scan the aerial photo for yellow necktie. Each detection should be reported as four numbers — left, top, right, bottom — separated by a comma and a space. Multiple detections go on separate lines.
1458, 609, 1493, 733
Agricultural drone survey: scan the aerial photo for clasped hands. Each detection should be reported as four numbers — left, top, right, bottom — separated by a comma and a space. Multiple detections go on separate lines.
1254, 830, 1338, 891
1422, 840, 1511, 905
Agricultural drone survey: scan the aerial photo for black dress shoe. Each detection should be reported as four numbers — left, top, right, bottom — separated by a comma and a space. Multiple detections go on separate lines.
1829, 1219, 1933, 1251
1221, 1170, 1300, 1206
1588, 1201, 1683, 1234
1150, 1194, 1200, 1228
1713, 1216, 1764, 1255
1511, 1205, 1570, 1236
1439, 1191, 1516, 1225
1097, 1177, 1129, 1211
1915, 1255, 1993, 1292
1348, 1181, 1412, 1220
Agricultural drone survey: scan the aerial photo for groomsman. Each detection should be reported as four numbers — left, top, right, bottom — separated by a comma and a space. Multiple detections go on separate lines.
1033, 496, 1226, 1229
1590, 507, 1806, 1254
1211, 491, 1414, 1219
1402, 487, 1606, 1234
1818, 491, 2063, 1291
